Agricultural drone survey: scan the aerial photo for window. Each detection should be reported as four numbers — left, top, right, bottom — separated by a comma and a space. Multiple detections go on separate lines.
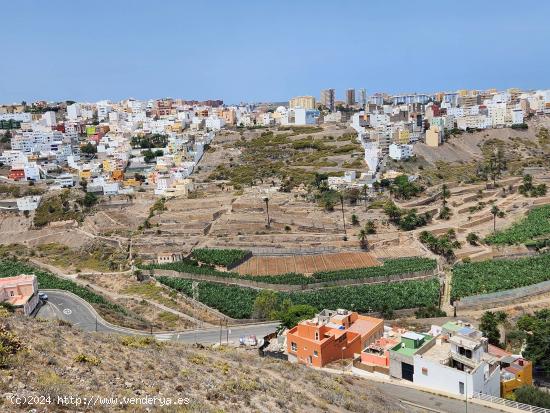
315, 331, 319, 341
10, 291, 14, 297
459, 382, 465, 395
422, 368, 428, 376
313, 351, 318, 358
291, 342, 297, 352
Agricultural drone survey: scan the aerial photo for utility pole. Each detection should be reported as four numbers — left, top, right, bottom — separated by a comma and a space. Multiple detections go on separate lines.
192, 281, 199, 344
219, 319, 223, 346
95, 315, 98, 332
226, 319, 229, 345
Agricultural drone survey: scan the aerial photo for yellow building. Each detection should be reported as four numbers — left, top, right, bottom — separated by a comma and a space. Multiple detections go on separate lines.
124, 178, 140, 187
102, 159, 113, 172
397, 129, 410, 144
164, 178, 194, 197
289, 96, 316, 110
489, 345, 533, 398
79, 168, 92, 180
425, 126, 442, 147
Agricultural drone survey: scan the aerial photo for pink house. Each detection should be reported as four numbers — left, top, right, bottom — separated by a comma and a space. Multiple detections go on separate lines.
0, 274, 39, 315
360, 337, 400, 367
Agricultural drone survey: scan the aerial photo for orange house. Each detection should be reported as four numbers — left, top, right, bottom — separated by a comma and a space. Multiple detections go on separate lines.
287, 309, 384, 368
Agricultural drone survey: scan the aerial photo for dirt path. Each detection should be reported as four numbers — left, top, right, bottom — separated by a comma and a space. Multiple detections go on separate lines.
29, 258, 215, 327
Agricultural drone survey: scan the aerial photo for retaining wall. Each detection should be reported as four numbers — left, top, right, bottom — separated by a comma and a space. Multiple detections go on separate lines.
150, 268, 437, 292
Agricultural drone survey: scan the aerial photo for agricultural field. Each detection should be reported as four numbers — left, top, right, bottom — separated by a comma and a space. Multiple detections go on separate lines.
144, 257, 436, 286
234, 251, 380, 275
191, 248, 251, 268
485, 205, 550, 245
451, 253, 550, 300
157, 275, 440, 319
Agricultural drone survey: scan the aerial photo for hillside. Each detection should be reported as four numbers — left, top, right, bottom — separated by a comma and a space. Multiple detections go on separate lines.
0, 313, 405, 412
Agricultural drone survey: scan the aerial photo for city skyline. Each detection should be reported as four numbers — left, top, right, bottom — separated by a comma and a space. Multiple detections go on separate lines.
1, 1, 549, 104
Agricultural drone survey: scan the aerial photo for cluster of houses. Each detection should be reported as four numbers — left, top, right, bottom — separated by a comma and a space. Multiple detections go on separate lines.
0, 99, 225, 207
348, 88, 550, 181
285, 308, 532, 399
1, 88, 549, 205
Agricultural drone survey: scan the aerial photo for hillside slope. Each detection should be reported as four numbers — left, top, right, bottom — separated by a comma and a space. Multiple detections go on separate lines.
0, 314, 404, 412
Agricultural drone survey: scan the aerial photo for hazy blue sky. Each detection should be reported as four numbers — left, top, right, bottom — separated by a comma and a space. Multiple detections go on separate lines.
1, 0, 549, 104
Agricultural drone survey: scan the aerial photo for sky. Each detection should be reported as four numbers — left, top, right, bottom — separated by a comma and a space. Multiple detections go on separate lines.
1, 0, 549, 104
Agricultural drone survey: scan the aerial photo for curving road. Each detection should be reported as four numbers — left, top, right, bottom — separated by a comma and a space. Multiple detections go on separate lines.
36, 290, 279, 344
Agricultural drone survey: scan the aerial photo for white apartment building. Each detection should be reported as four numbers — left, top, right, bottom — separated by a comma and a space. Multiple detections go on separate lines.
67, 103, 81, 121
23, 162, 41, 181
389, 143, 413, 161
96, 101, 112, 121
369, 112, 390, 128
205, 116, 225, 131
0, 113, 32, 122
55, 173, 75, 188
511, 108, 524, 125
41, 111, 56, 127
456, 115, 491, 130
363, 141, 380, 173
0, 150, 27, 166
487, 103, 507, 127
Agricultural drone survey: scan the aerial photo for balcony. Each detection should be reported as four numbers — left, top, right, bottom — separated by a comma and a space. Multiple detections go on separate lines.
451, 352, 478, 369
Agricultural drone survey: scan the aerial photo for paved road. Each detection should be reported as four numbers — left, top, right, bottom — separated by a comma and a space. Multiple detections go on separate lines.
36, 290, 279, 344
377, 383, 503, 413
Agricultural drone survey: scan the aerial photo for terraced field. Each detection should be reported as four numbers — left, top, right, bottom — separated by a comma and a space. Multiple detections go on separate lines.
234, 252, 380, 275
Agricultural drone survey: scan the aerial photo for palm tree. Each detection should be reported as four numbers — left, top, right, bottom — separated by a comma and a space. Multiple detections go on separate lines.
362, 184, 369, 210
358, 229, 368, 250
339, 194, 347, 237
490, 204, 505, 233
441, 184, 451, 208
263, 196, 270, 228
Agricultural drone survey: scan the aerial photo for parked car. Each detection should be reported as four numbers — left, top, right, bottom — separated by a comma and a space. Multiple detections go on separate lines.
38, 292, 48, 301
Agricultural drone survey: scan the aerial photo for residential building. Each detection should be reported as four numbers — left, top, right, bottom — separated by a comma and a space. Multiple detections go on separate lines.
412, 322, 501, 397
488, 345, 533, 397
287, 309, 384, 368
389, 143, 413, 160
359, 89, 367, 106
346, 89, 356, 106
358, 336, 401, 375
157, 252, 183, 264
0, 274, 39, 316
425, 126, 443, 147
389, 332, 435, 381
289, 96, 316, 110
511, 108, 524, 125
320, 89, 335, 111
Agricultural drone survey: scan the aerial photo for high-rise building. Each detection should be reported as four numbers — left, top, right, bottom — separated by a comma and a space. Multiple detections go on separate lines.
320, 89, 335, 112
346, 89, 356, 106
359, 89, 367, 106
289, 96, 316, 110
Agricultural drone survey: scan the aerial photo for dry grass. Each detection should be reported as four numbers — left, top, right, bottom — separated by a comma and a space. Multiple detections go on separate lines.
0, 314, 405, 412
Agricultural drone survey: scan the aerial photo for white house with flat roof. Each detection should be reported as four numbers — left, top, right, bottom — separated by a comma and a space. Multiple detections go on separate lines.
412, 322, 500, 397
